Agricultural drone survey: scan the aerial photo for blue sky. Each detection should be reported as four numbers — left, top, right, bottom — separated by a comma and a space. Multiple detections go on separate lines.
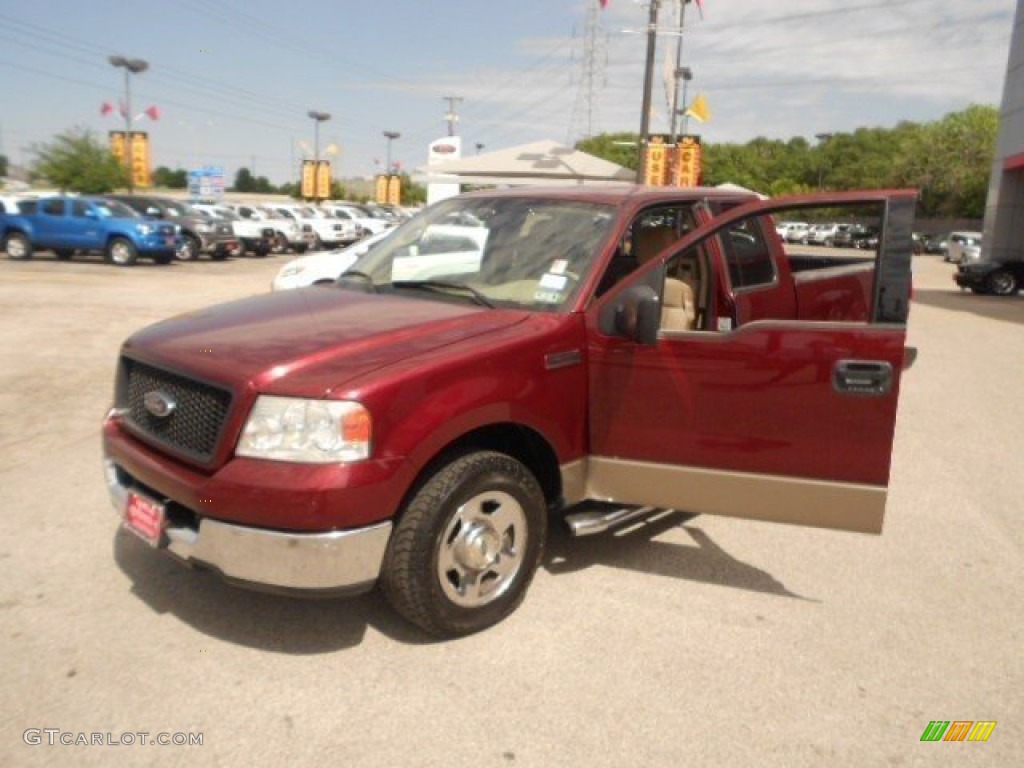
0, 0, 1015, 185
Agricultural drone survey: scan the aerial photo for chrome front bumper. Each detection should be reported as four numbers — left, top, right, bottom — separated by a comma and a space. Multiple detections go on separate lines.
104, 459, 391, 593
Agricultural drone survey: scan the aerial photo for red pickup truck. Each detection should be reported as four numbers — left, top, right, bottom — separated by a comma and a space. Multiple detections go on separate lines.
102, 186, 916, 637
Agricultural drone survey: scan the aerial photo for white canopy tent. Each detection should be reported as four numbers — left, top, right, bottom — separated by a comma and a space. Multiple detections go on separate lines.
417, 139, 637, 187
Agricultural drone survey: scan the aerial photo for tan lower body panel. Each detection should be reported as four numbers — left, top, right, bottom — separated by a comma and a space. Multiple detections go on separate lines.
560, 457, 885, 534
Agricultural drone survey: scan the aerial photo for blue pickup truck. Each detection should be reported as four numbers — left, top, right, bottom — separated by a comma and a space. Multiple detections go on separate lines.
1, 196, 180, 266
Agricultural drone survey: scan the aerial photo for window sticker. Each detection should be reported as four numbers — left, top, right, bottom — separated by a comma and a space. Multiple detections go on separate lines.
539, 273, 568, 291
533, 290, 562, 304
550, 259, 568, 275
716, 317, 733, 332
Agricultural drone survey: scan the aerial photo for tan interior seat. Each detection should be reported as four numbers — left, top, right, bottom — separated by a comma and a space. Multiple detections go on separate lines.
662, 277, 696, 331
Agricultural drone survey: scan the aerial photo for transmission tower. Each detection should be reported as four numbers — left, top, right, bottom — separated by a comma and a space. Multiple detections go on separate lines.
568, 1, 608, 141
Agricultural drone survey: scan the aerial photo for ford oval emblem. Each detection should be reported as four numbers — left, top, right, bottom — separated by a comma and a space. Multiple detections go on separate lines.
143, 390, 177, 419
433, 143, 456, 155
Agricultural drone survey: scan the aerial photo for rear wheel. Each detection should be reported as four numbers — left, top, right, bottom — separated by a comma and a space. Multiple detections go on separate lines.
106, 237, 138, 266
380, 451, 546, 637
4, 232, 32, 260
987, 269, 1019, 296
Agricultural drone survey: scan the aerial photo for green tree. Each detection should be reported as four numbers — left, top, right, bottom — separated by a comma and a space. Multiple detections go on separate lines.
575, 132, 641, 171
30, 126, 128, 193
152, 166, 188, 188
233, 167, 256, 192
0, 153, 8, 178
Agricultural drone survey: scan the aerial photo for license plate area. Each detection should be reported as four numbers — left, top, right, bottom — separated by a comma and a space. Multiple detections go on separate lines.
123, 491, 166, 547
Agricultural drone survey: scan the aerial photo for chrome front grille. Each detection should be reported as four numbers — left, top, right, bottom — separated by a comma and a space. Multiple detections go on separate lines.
121, 358, 232, 463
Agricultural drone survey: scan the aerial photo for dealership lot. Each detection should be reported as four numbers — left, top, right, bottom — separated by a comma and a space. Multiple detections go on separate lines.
1, 251, 1021, 766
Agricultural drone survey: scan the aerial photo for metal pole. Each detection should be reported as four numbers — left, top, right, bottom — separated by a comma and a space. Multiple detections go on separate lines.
669, 0, 687, 143
637, 0, 660, 183
124, 67, 133, 193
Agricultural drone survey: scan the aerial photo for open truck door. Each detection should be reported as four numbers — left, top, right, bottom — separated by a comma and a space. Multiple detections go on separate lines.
585, 191, 915, 534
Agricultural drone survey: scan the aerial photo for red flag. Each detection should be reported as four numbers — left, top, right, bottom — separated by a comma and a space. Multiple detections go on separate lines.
100, 102, 113, 116
145, 105, 160, 121
694, 0, 704, 19
599, 0, 608, 8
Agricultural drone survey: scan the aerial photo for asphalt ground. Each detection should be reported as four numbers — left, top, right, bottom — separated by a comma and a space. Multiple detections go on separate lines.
0, 247, 1021, 767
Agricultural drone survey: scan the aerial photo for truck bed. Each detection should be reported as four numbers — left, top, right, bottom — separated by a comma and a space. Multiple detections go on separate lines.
788, 254, 874, 323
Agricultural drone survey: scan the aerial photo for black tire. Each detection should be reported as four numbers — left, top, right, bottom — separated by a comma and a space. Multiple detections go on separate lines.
380, 450, 547, 637
4, 232, 32, 260
54, 248, 74, 260
210, 247, 229, 262
293, 243, 309, 254
986, 269, 1019, 296
272, 232, 289, 254
177, 234, 201, 261
106, 237, 138, 266
311, 234, 324, 252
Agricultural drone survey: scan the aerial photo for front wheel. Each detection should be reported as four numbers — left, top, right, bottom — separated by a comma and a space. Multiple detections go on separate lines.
380, 451, 547, 637
106, 237, 138, 266
4, 232, 32, 260
177, 234, 201, 261
987, 269, 1019, 296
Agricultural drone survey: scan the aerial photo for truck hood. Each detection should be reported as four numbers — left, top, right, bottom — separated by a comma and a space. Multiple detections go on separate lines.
123, 287, 529, 397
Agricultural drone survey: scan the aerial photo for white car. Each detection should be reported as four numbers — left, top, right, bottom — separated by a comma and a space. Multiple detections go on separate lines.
221, 202, 308, 254
263, 203, 358, 250
272, 230, 392, 291
320, 202, 393, 237
944, 231, 983, 264
191, 203, 275, 256
775, 221, 810, 244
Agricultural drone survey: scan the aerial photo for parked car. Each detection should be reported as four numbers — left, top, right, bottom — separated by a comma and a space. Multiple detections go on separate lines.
807, 222, 845, 246
954, 259, 1023, 295
1, 195, 178, 265
320, 202, 393, 237
833, 224, 879, 249
103, 185, 916, 637
191, 202, 275, 257
272, 229, 392, 291
220, 202, 309, 254
944, 231, 983, 264
775, 221, 810, 244
262, 203, 359, 250
107, 195, 238, 261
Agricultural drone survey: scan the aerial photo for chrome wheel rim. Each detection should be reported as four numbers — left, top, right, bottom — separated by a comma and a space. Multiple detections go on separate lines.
7, 237, 26, 258
437, 490, 527, 608
177, 240, 197, 261
991, 272, 1014, 295
110, 241, 131, 264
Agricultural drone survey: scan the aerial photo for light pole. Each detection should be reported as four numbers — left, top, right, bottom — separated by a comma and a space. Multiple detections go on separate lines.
676, 66, 694, 137
108, 55, 148, 193
307, 110, 331, 199
637, 0, 661, 180
382, 130, 400, 173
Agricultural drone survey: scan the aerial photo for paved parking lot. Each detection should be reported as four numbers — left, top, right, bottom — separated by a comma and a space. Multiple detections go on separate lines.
1, 250, 1021, 767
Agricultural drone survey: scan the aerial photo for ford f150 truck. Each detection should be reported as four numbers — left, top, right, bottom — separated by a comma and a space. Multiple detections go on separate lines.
2, 196, 179, 265
103, 186, 915, 637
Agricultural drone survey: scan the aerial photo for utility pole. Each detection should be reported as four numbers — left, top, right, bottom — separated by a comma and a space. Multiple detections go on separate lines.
443, 95, 463, 136
637, 0, 661, 182
668, 0, 689, 142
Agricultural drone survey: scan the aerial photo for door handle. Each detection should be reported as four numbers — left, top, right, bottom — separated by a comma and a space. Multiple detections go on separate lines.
832, 360, 893, 396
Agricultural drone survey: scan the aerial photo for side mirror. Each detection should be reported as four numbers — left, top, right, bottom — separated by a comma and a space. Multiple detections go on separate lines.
612, 284, 661, 346
84, 209, 98, 220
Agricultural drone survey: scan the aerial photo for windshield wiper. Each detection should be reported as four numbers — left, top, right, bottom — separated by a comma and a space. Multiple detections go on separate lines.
337, 270, 377, 292
391, 280, 494, 308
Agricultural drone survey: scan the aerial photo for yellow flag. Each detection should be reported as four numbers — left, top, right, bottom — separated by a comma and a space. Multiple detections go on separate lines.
685, 93, 711, 123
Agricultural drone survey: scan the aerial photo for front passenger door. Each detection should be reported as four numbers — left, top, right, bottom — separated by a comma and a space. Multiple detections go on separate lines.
586, 191, 915, 534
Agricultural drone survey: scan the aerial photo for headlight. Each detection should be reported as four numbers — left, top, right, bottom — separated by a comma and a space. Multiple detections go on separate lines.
237, 396, 371, 463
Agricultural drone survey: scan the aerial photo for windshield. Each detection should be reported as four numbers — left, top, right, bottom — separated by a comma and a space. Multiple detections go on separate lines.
160, 200, 196, 218
95, 200, 139, 218
348, 196, 615, 311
